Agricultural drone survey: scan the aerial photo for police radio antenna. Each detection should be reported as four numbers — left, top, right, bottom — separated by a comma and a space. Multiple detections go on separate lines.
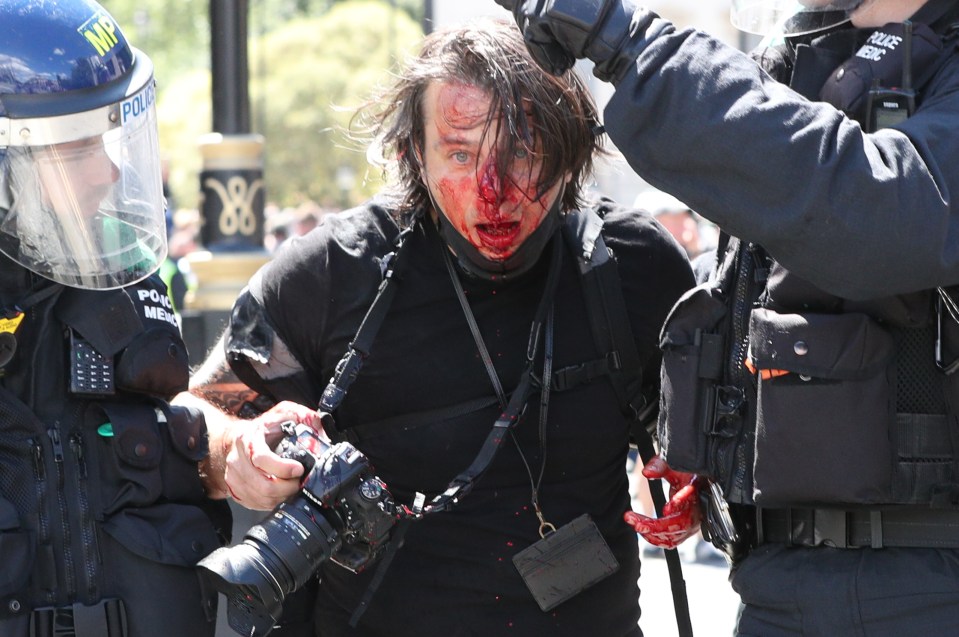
902, 20, 914, 90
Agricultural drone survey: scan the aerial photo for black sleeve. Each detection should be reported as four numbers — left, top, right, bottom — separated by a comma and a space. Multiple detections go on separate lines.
604, 27, 959, 299
225, 281, 321, 409
251, 203, 399, 386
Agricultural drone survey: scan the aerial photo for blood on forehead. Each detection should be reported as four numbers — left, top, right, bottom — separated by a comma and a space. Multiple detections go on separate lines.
428, 82, 546, 221
435, 82, 492, 130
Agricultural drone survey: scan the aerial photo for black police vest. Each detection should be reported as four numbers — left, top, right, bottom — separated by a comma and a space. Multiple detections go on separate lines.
659, 236, 959, 509
0, 265, 229, 634
657, 18, 959, 511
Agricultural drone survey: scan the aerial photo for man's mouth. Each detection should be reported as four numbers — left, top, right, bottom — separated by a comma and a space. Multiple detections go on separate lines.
475, 221, 521, 252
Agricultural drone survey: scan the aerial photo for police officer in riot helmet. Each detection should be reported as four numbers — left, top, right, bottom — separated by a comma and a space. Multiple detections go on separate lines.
501, 0, 959, 634
0, 1, 229, 636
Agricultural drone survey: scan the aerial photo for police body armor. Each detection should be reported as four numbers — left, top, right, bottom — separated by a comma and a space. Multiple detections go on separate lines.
658, 11, 959, 557
0, 261, 230, 637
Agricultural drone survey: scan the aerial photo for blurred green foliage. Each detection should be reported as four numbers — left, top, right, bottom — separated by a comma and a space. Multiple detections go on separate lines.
104, 0, 423, 210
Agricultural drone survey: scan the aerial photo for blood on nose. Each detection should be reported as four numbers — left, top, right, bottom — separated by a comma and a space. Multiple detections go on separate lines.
478, 159, 503, 213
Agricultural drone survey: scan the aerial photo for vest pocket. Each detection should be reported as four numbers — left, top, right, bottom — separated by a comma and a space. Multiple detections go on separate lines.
750, 309, 896, 505
91, 401, 213, 514
0, 496, 34, 598
658, 283, 728, 475
93, 402, 164, 516
115, 327, 189, 400
89, 402, 230, 569
101, 503, 223, 567
156, 404, 209, 504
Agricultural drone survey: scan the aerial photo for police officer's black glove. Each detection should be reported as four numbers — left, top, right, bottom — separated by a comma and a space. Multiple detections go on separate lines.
494, 0, 674, 83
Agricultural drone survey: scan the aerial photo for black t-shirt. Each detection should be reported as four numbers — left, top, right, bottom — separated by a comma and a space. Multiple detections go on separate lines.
233, 199, 694, 636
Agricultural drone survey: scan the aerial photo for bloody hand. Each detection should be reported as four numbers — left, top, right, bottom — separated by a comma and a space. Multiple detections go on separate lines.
623, 456, 702, 549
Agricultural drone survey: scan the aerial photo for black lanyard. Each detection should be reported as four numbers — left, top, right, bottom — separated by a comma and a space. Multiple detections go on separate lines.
434, 232, 562, 535
318, 213, 564, 518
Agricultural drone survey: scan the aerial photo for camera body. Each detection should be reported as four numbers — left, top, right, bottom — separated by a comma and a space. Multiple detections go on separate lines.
278, 421, 397, 572
198, 421, 397, 637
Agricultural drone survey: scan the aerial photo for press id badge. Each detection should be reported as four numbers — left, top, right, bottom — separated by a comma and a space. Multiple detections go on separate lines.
512, 514, 619, 611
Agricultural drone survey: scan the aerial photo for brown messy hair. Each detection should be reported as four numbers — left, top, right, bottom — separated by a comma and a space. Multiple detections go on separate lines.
355, 18, 604, 221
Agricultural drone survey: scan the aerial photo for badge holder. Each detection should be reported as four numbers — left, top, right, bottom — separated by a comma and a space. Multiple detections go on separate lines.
512, 513, 620, 612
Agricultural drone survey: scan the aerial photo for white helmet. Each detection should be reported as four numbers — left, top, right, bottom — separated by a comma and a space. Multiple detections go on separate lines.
731, 0, 868, 36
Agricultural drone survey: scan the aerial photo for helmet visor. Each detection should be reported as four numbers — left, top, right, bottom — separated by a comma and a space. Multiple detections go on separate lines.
0, 79, 165, 290
731, 0, 861, 36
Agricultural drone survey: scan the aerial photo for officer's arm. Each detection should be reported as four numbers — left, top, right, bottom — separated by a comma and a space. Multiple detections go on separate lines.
504, 0, 959, 297
179, 333, 256, 500
177, 333, 320, 510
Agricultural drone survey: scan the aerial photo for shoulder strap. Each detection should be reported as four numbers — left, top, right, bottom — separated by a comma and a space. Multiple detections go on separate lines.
318, 215, 421, 419
562, 208, 649, 420
563, 207, 694, 637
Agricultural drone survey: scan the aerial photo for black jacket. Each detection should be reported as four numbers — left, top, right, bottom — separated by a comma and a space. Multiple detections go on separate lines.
601, 7, 959, 511
224, 199, 693, 636
605, 10, 959, 300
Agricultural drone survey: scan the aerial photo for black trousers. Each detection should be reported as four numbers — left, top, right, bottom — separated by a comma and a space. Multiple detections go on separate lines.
731, 544, 959, 636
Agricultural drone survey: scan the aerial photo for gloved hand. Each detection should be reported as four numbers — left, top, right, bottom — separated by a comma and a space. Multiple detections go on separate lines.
624, 455, 703, 549
494, 0, 673, 82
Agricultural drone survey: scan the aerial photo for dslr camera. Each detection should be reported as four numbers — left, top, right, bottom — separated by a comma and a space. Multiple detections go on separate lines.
197, 421, 398, 637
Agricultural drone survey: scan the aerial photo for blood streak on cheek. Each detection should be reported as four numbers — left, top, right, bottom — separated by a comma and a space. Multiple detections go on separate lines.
437, 176, 473, 239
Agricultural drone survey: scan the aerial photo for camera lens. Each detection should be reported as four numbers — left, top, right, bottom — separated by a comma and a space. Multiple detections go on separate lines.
197, 495, 341, 636
251, 500, 340, 590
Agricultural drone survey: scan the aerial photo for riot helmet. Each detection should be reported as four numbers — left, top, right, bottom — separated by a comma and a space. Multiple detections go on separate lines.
0, 0, 166, 290
731, 0, 868, 36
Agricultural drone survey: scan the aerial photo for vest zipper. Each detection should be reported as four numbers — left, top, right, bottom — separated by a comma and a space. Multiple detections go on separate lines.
723, 243, 759, 504
70, 430, 100, 600
31, 437, 50, 545
47, 425, 77, 599
30, 436, 58, 605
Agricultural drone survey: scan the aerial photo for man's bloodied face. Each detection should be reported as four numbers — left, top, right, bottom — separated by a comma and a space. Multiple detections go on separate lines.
420, 80, 566, 262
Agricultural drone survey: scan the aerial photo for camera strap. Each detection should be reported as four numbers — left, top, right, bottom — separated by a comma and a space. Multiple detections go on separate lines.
346, 223, 561, 628
423, 231, 563, 516
319, 210, 562, 516
318, 212, 424, 415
